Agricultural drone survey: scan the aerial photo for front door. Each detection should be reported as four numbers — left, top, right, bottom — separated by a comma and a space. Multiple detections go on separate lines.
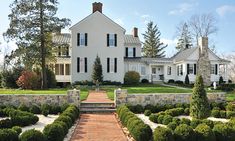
152, 67, 157, 81
151, 66, 164, 81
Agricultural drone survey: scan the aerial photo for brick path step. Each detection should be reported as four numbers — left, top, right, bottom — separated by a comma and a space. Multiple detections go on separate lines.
80, 102, 116, 113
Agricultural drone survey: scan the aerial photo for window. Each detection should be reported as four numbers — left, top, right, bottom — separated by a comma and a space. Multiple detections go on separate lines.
55, 64, 59, 75
141, 66, 146, 75
58, 46, 69, 56
107, 58, 117, 73
128, 48, 133, 57
77, 57, 87, 73
65, 64, 70, 75
177, 65, 183, 76
55, 64, 65, 75
77, 33, 87, 46
211, 64, 218, 74
107, 34, 117, 47
167, 66, 171, 75
187, 64, 194, 74
60, 64, 64, 75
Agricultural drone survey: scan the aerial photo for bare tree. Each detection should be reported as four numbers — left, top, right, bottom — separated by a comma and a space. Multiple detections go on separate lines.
224, 53, 235, 82
189, 13, 218, 40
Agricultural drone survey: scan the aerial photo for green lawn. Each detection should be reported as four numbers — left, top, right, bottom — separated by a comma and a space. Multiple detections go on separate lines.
226, 91, 235, 102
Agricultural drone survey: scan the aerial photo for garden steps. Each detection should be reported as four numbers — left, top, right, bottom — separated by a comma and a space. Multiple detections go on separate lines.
80, 102, 116, 113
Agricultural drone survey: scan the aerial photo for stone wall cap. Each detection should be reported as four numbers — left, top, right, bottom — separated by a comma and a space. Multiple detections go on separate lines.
0, 94, 66, 96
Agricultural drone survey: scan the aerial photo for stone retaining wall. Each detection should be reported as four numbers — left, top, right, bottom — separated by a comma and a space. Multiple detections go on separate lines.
114, 89, 226, 106
0, 90, 80, 107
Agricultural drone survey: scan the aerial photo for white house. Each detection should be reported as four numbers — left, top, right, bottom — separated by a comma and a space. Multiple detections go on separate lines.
52, 2, 230, 86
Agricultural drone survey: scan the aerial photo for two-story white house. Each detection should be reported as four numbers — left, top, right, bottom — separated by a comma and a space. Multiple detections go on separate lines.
52, 2, 230, 86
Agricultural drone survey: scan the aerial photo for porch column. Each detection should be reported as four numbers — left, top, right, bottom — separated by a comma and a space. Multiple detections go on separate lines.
149, 64, 152, 82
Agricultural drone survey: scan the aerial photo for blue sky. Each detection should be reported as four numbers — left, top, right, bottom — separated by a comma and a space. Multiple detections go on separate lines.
0, 0, 235, 59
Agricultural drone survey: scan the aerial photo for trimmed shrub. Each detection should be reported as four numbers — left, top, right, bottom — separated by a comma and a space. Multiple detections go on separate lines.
20, 129, 45, 141
175, 80, 183, 85
167, 122, 178, 130
213, 123, 235, 141
149, 114, 159, 123
141, 79, 149, 83
227, 111, 235, 118
0, 118, 12, 128
55, 115, 72, 127
162, 115, 173, 125
219, 76, 224, 85
190, 119, 202, 129
165, 108, 184, 116
41, 104, 50, 117
153, 126, 174, 141
190, 75, 211, 119
202, 119, 214, 128
168, 79, 175, 83
211, 110, 220, 118
144, 110, 152, 116
157, 115, 165, 124
16, 70, 40, 89
50, 105, 61, 114
0, 128, 19, 141
124, 71, 140, 85
53, 121, 68, 135
43, 123, 64, 141
12, 126, 22, 135
172, 118, 181, 125
184, 108, 189, 115
195, 123, 216, 141
185, 74, 189, 85
226, 103, 235, 112
180, 118, 191, 125
46, 68, 57, 88
220, 110, 226, 118
144, 104, 155, 112
174, 124, 195, 141
127, 104, 144, 113
18, 104, 29, 112
29, 105, 41, 114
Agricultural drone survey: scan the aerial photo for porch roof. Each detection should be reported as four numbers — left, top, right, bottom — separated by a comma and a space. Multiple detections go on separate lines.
124, 57, 172, 64
52, 33, 71, 44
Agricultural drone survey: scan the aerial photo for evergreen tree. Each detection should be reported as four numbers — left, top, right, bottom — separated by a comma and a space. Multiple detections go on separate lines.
4, 0, 71, 89
142, 21, 167, 58
176, 23, 193, 51
92, 55, 103, 82
190, 75, 210, 119
185, 74, 190, 85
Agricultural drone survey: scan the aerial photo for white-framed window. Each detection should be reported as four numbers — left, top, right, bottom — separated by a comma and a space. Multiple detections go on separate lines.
211, 64, 215, 74
177, 64, 183, 76
77, 57, 87, 73
109, 34, 115, 46
80, 33, 85, 46
141, 66, 146, 75
80, 58, 84, 73
167, 66, 171, 75
77, 33, 87, 46
128, 48, 134, 57
110, 58, 114, 73
55, 64, 64, 75
65, 64, 70, 75
107, 58, 117, 73
188, 64, 194, 74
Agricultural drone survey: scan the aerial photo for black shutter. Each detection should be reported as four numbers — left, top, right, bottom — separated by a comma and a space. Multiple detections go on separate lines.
58, 46, 61, 56
114, 58, 117, 73
133, 48, 136, 57
107, 34, 109, 47
125, 47, 128, 57
107, 58, 110, 73
77, 57, 80, 73
215, 64, 218, 75
85, 33, 88, 46
66, 46, 69, 56
77, 33, 80, 46
85, 57, 87, 73
181, 64, 183, 75
187, 64, 189, 74
114, 34, 117, 47
194, 64, 197, 75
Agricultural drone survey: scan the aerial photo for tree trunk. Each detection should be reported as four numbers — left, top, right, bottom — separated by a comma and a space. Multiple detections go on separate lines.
40, 0, 47, 89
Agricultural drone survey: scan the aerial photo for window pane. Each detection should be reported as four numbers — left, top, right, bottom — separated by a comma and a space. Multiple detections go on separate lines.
110, 58, 114, 73
59, 64, 64, 75
80, 34, 85, 46
167, 66, 171, 75
128, 48, 133, 57
141, 66, 146, 75
211, 64, 215, 74
189, 64, 194, 74
109, 34, 115, 46
65, 64, 70, 75
55, 64, 59, 75
80, 58, 84, 73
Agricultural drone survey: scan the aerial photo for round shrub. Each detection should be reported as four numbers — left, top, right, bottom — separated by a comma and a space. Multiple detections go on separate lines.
128, 104, 144, 113
41, 104, 51, 116
220, 110, 226, 118
202, 119, 214, 128
18, 104, 29, 112
167, 122, 178, 130
43, 123, 64, 141
184, 108, 190, 115
211, 110, 220, 118
0, 129, 19, 141
50, 105, 61, 114
174, 124, 195, 141
157, 115, 165, 124
54, 121, 68, 135
149, 114, 158, 123
0, 118, 12, 128
226, 103, 235, 111
172, 118, 181, 125
20, 129, 46, 141
141, 79, 149, 83
212, 123, 235, 141
153, 126, 174, 141
162, 115, 173, 125
42, 109, 49, 117
144, 110, 152, 116
29, 105, 41, 114
55, 115, 72, 127
227, 111, 235, 118
12, 126, 22, 135
144, 104, 155, 112
190, 119, 202, 129
195, 123, 215, 141
124, 71, 140, 85
131, 122, 152, 141
180, 118, 191, 125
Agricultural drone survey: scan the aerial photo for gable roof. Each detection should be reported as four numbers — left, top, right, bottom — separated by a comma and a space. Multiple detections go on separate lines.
52, 33, 71, 44
124, 35, 141, 46
70, 11, 126, 32
171, 47, 197, 62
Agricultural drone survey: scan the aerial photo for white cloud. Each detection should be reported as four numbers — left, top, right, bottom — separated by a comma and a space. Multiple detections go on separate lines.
114, 18, 124, 26
168, 3, 196, 15
160, 38, 178, 46
216, 5, 235, 17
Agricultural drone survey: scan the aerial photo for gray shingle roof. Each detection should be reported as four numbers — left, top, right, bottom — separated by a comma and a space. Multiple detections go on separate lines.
124, 35, 141, 46
52, 33, 71, 44
171, 47, 197, 62
124, 57, 172, 64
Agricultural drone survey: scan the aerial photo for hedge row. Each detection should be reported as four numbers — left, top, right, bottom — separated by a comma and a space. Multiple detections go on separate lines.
117, 105, 152, 141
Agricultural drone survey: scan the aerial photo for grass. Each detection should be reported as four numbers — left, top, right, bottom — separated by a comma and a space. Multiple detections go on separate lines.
226, 91, 235, 102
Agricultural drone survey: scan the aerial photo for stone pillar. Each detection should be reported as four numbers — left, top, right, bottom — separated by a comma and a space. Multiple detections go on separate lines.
197, 37, 211, 86
114, 89, 128, 107
67, 89, 80, 107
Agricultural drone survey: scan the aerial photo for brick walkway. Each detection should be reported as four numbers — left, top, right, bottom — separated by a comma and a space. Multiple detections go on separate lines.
83, 91, 113, 103
70, 91, 127, 141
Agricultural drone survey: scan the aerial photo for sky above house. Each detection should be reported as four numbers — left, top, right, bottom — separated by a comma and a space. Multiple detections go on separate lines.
0, 0, 235, 61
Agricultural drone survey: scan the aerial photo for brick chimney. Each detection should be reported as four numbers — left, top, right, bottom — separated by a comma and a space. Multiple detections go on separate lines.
133, 27, 138, 37
198, 37, 208, 55
92, 2, 103, 13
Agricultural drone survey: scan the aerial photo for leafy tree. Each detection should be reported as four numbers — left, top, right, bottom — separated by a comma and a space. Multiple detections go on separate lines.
4, 0, 71, 89
176, 23, 193, 50
190, 75, 211, 119
185, 74, 190, 85
92, 55, 103, 82
142, 21, 167, 58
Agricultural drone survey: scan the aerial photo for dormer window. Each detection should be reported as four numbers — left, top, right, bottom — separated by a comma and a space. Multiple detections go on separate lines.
77, 33, 88, 46
107, 34, 117, 47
